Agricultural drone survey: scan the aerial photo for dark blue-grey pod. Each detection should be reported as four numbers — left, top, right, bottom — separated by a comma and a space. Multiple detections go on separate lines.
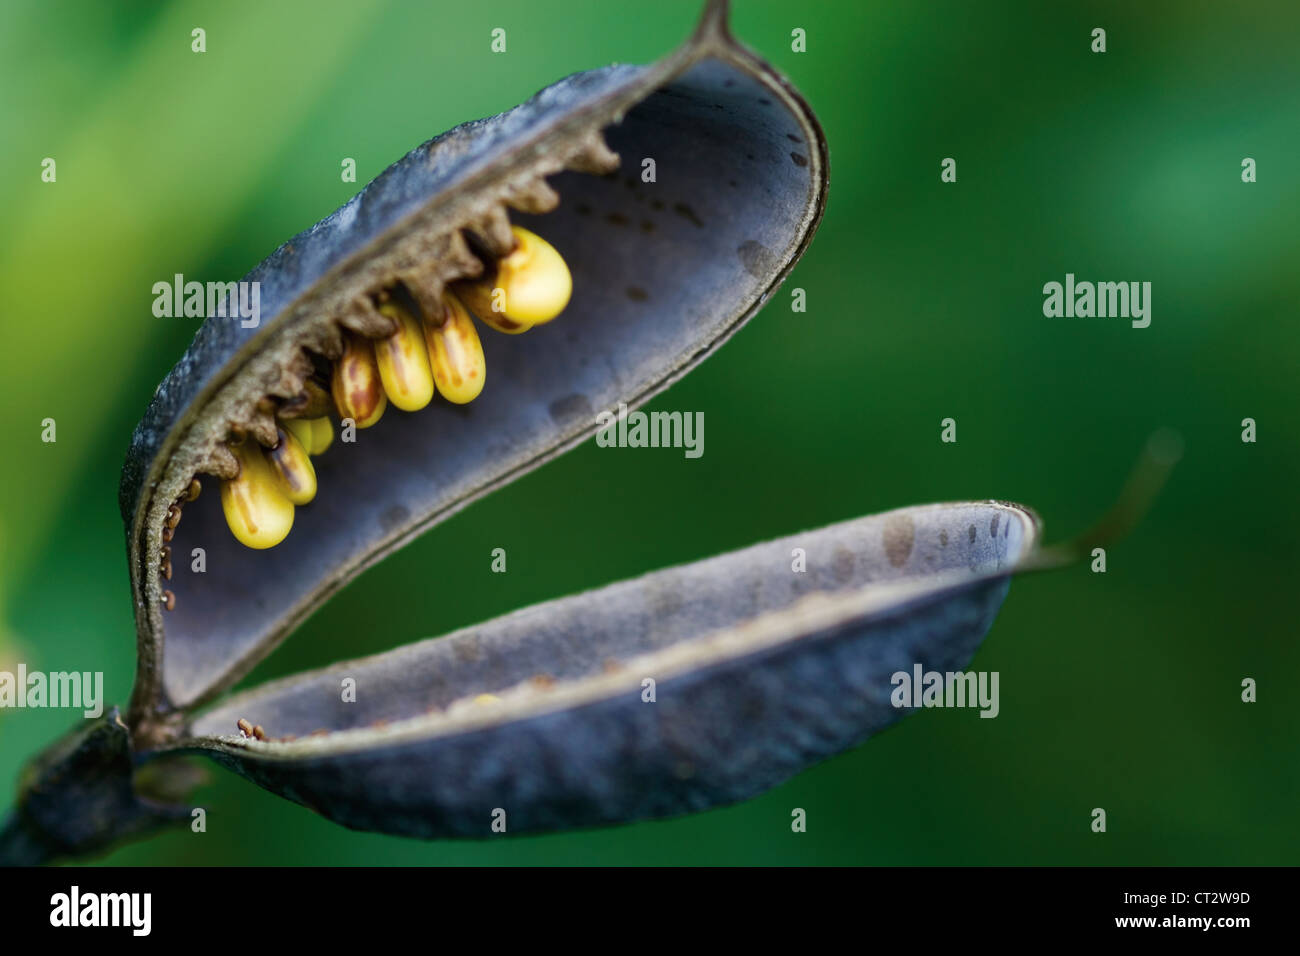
93, 0, 1046, 846
0, 1, 1179, 865
118, 0, 829, 742
172, 502, 1037, 837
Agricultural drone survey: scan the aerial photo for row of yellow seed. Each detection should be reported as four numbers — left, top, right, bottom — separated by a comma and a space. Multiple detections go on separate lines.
217, 226, 572, 551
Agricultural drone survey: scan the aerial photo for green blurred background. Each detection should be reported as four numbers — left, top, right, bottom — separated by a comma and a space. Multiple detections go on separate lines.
1, 0, 1296, 865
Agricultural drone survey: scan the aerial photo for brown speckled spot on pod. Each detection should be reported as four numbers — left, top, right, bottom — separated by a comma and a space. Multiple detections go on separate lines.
883, 513, 915, 569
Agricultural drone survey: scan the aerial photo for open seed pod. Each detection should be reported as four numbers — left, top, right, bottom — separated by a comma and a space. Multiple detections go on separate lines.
119, 0, 828, 736
172, 503, 1038, 837
8, 0, 1145, 862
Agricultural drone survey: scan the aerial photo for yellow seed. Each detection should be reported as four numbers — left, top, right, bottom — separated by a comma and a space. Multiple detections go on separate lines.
374, 302, 435, 411
473, 693, 502, 705
332, 332, 387, 427
457, 225, 572, 332
461, 299, 531, 335
286, 416, 333, 455
309, 416, 334, 455
266, 425, 317, 505
282, 417, 313, 453
220, 441, 295, 550
426, 292, 486, 404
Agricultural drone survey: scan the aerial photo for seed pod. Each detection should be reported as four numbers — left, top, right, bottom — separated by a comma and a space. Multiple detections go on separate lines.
118, 0, 827, 772
89, 0, 960, 853
456, 226, 572, 333
181, 503, 1042, 838
265, 426, 317, 506
219, 441, 295, 550
425, 292, 486, 405
331, 331, 386, 428
121, 0, 839, 718
373, 302, 436, 412
7, 4, 1174, 867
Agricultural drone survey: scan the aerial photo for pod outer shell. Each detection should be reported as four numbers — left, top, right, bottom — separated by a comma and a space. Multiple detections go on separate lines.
194, 578, 1010, 838
120, 0, 829, 723
177, 502, 1037, 839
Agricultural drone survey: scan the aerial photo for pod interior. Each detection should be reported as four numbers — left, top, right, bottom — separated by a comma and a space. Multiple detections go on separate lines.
188, 503, 1034, 743
160, 57, 822, 708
